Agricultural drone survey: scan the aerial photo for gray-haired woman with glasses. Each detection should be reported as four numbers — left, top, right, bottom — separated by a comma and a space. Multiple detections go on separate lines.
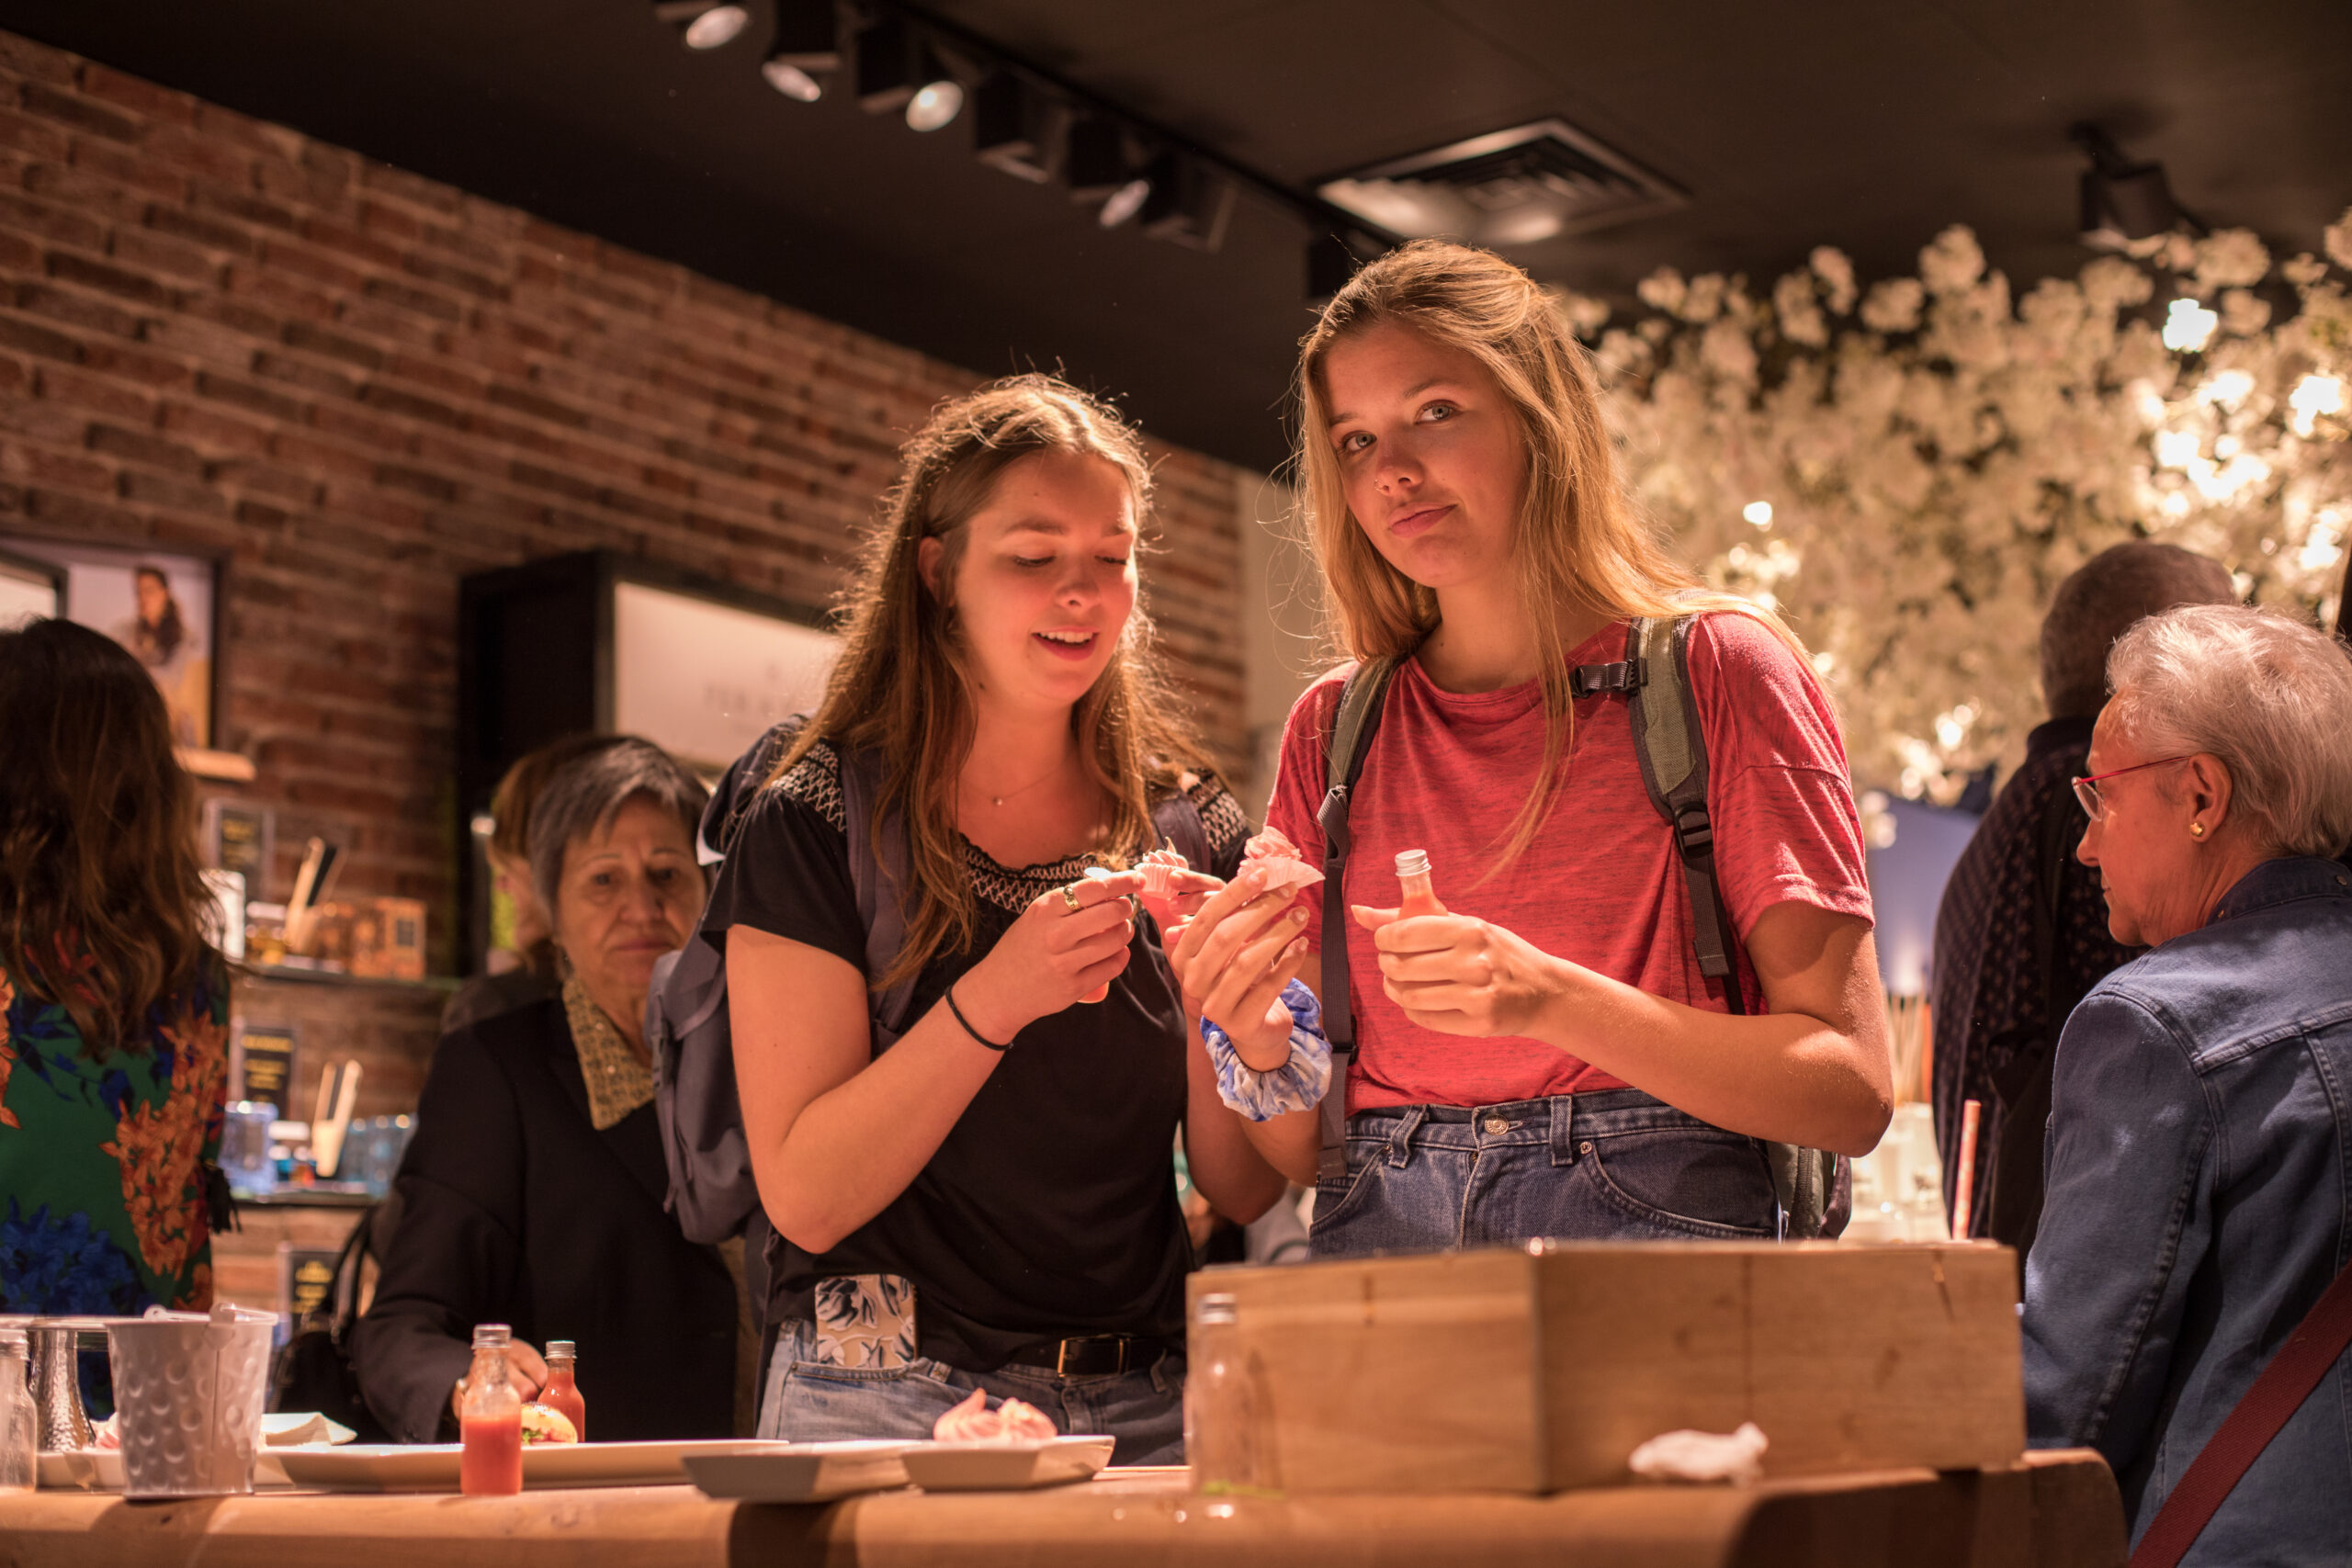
2025, 603, 2352, 1563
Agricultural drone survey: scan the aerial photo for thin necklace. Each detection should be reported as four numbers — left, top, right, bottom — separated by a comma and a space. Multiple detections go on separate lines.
967, 760, 1064, 808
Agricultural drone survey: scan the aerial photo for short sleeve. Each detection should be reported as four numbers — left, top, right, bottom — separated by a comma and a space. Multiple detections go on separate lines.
1688, 613, 1873, 938
697, 741, 865, 971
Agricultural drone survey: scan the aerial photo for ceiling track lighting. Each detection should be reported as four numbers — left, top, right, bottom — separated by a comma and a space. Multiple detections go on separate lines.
652, 0, 751, 51
2071, 122, 2206, 249
855, 15, 962, 130
763, 0, 841, 101
973, 73, 1057, 183
1136, 154, 1235, 252
725, 2, 1396, 294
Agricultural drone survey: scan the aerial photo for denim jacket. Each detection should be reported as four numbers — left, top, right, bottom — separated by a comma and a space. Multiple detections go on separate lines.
2023, 855, 2352, 1564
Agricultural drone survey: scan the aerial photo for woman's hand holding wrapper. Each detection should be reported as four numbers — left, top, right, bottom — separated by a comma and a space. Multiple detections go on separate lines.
1166, 833, 1319, 1072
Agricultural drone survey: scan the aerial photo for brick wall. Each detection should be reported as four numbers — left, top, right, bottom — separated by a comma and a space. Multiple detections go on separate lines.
0, 30, 1250, 1115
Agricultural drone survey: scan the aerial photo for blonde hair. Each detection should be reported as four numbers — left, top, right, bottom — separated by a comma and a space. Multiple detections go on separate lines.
775, 374, 1205, 987
1294, 239, 1796, 868
2106, 603, 2352, 858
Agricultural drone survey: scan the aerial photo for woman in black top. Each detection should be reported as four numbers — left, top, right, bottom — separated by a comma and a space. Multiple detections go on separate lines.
707, 376, 1285, 1461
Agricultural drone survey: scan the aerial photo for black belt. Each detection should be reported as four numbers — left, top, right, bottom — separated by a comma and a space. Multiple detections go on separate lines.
1001, 1333, 1179, 1378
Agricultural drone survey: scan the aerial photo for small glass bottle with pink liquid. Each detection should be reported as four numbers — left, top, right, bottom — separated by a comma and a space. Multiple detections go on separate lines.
1395, 849, 1447, 918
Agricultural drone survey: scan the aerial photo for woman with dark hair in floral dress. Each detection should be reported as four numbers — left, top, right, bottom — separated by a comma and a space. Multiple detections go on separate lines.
0, 618, 232, 1376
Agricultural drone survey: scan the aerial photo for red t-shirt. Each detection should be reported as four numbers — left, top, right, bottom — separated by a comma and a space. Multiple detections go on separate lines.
1266, 612, 1873, 1111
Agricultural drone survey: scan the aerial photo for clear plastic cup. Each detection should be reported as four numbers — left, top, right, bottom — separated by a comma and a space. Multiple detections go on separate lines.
106, 1306, 278, 1497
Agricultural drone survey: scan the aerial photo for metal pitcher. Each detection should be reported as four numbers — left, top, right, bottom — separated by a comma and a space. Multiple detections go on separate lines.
29, 1321, 92, 1452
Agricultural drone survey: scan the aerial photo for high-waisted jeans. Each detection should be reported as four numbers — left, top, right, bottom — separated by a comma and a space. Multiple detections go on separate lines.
1310, 1088, 1782, 1257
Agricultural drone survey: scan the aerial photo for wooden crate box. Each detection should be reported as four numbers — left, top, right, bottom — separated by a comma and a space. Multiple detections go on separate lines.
1186, 1240, 2024, 1494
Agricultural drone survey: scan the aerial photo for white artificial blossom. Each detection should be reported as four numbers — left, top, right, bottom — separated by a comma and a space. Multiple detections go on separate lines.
1565, 211, 2352, 800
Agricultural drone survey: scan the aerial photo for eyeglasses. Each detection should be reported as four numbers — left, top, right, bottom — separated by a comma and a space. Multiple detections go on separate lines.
2072, 756, 2191, 821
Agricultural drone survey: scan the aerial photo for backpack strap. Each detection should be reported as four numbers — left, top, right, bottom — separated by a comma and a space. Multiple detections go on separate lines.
1620, 615, 1743, 1006
1153, 784, 1215, 878
1312, 656, 1404, 1183
838, 745, 920, 1043
1596, 613, 1842, 1239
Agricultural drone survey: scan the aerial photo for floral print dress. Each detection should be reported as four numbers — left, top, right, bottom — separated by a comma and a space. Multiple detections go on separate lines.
0, 957, 232, 1318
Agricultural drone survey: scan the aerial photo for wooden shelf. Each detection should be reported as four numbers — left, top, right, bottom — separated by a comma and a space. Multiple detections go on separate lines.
237, 963, 459, 994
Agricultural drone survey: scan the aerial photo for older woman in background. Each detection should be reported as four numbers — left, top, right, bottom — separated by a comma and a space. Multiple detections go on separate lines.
442, 733, 628, 1035
2025, 604, 2352, 1564
356, 738, 741, 1441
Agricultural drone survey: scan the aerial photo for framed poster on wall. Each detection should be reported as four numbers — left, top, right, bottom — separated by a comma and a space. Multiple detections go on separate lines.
1, 535, 220, 749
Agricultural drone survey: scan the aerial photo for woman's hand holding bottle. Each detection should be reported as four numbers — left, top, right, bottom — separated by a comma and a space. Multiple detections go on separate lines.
954, 869, 1148, 1039
1350, 901, 1569, 1039
1167, 866, 1313, 1071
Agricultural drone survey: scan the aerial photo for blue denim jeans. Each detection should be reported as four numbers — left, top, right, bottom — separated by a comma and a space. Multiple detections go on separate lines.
756, 1317, 1186, 1466
1311, 1089, 1781, 1256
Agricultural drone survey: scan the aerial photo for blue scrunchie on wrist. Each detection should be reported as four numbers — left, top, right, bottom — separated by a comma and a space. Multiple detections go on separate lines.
1199, 979, 1331, 1122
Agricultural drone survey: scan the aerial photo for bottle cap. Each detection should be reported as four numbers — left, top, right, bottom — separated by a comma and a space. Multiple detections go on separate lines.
546, 1340, 576, 1359
472, 1323, 512, 1348
1394, 848, 1430, 878
1195, 1292, 1238, 1326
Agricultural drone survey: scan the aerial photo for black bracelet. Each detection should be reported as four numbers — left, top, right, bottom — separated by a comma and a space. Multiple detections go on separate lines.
944, 984, 1014, 1052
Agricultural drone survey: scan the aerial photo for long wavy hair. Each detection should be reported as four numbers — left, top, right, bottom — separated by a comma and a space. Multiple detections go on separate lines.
0, 618, 216, 1055
1295, 239, 1804, 871
774, 374, 1207, 988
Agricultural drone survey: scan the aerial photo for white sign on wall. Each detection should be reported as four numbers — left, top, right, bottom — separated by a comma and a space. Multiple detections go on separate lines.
611, 580, 838, 773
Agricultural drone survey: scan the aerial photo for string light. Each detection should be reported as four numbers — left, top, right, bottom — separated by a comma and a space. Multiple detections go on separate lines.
2162, 298, 2218, 353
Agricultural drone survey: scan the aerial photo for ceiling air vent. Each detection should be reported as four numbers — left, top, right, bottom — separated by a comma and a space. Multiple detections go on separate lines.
1317, 119, 1685, 248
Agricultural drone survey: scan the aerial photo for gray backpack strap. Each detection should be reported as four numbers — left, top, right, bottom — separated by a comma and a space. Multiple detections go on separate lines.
838, 745, 919, 1044
1312, 656, 1403, 1184
1591, 613, 1844, 1240
1623, 615, 1743, 1002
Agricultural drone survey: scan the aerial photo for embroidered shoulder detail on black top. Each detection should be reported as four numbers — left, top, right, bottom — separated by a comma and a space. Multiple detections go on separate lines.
769, 738, 846, 831
1187, 773, 1251, 861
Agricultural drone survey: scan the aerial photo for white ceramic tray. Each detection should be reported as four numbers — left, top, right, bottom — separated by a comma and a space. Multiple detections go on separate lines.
37, 1449, 124, 1490
899, 1435, 1116, 1492
273, 1438, 800, 1493
682, 1441, 916, 1503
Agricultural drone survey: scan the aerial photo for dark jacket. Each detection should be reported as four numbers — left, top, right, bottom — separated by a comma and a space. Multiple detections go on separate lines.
2024, 856, 2352, 1564
353, 998, 737, 1442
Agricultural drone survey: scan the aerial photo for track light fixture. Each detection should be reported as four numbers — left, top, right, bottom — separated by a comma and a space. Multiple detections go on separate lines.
652, 0, 751, 51
905, 62, 964, 133
856, 15, 961, 130
1062, 114, 1132, 204
762, 0, 840, 101
974, 73, 1057, 183
2071, 123, 2205, 249
1137, 155, 1234, 252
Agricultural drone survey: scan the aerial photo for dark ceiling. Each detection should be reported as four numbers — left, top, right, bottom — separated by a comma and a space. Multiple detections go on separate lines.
4, 1, 2348, 471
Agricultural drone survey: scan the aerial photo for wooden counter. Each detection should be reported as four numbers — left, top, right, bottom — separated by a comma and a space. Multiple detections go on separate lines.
0, 1451, 2123, 1568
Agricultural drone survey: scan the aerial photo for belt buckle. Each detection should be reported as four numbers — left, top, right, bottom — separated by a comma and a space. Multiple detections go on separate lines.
1055, 1336, 1125, 1377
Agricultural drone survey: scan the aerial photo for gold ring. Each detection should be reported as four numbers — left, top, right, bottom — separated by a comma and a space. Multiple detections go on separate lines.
1059, 884, 1084, 913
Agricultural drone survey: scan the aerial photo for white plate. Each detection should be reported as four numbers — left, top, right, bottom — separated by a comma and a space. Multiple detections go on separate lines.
899, 1436, 1116, 1492
37, 1450, 123, 1490
273, 1438, 800, 1493
682, 1441, 916, 1503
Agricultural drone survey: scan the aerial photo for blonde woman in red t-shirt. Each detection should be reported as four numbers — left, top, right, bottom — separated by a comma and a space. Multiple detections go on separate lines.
1171, 241, 1893, 1255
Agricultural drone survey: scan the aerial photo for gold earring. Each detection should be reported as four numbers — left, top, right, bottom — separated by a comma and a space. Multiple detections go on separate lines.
2190, 822, 2206, 838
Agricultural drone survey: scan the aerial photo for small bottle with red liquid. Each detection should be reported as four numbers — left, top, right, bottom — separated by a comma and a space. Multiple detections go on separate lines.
539, 1340, 585, 1441
459, 1323, 523, 1496
1395, 849, 1447, 919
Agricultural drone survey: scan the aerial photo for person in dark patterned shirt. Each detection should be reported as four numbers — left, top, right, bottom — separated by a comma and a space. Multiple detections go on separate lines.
1929, 542, 2233, 1253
